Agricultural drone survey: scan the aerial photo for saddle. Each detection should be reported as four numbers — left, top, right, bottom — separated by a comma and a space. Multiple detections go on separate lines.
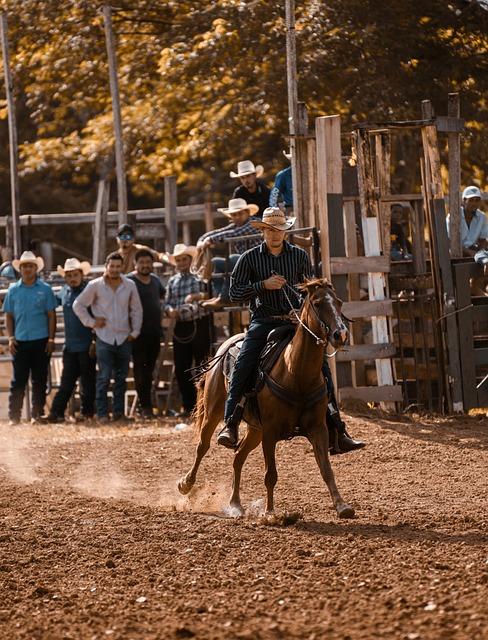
222, 324, 296, 386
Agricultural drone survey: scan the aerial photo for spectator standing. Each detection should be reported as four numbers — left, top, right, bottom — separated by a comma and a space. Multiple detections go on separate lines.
47, 259, 96, 423
165, 244, 211, 417
127, 249, 166, 418
74, 252, 143, 423
115, 223, 169, 274
231, 160, 270, 216
447, 186, 488, 256
2, 251, 57, 424
269, 151, 293, 213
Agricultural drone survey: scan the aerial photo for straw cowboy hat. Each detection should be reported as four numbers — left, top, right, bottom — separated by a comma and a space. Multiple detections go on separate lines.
57, 258, 91, 277
169, 243, 197, 265
12, 251, 44, 272
250, 207, 296, 231
229, 160, 264, 179
217, 198, 259, 218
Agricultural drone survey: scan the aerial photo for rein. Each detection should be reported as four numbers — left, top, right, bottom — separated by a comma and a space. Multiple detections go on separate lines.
282, 284, 329, 346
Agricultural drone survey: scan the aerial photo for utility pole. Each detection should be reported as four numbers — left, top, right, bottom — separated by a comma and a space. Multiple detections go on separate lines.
102, 5, 128, 226
285, 0, 308, 228
0, 12, 22, 258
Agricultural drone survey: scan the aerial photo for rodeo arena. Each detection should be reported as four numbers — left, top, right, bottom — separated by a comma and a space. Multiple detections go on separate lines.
1, 4, 488, 640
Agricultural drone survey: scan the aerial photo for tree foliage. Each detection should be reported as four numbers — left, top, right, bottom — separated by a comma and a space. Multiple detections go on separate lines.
0, 0, 487, 212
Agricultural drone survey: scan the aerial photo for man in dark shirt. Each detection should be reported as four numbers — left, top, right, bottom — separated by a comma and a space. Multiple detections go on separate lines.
48, 259, 96, 422
217, 207, 365, 456
231, 160, 271, 216
127, 249, 165, 418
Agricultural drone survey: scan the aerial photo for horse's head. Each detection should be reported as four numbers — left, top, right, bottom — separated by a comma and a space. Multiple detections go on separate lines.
298, 278, 349, 348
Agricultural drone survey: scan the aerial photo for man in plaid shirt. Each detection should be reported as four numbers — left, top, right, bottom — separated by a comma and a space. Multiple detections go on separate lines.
165, 244, 211, 417
198, 198, 262, 310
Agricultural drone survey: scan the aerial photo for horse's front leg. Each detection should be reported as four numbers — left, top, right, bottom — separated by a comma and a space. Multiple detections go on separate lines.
262, 435, 278, 514
230, 427, 262, 514
306, 421, 355, 519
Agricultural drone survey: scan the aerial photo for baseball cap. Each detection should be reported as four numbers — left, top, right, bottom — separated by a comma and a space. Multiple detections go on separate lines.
462, 186, 482, 200
117, 223, 135, 240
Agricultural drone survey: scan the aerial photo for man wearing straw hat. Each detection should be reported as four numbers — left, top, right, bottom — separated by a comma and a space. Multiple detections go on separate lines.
47, 259, 96, 423
217, 208, 365, 454
2, 251, 57, 425
198, 197, 262, 310
165, 244, 211, 417
231, 160, 271, 216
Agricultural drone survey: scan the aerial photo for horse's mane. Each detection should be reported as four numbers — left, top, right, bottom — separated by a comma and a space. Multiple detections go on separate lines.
297, 277, 332, 293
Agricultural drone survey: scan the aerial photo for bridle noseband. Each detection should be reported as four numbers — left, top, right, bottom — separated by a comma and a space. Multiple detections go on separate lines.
282, 284, 331, 347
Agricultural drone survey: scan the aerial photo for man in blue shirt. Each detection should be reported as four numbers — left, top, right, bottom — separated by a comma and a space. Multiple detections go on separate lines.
269, 151, 293, 212
447, 185, 488, 255
47, 258, 96, 423
2, 251, 57, 424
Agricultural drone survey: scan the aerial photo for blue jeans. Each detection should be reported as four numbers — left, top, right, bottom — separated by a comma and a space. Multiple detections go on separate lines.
96, 338, 132, 417
211, 255, 240, 298
224, 319, 336, 423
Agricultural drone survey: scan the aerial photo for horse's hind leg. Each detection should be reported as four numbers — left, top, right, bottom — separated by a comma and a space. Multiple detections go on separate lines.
230, 427, 262, 514
178, 371, 225, 495
307, 424, 355, 519
262, 436, 278, 514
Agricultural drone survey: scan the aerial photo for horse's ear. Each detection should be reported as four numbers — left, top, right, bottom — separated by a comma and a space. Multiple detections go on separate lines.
298, 278, 321, 294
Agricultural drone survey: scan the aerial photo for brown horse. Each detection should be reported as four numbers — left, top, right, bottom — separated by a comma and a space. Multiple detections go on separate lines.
177, 278, 355, 519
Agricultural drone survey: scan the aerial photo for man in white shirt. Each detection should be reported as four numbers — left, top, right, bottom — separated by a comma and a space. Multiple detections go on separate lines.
74, 252, 143, 422
447, 185, 488, 256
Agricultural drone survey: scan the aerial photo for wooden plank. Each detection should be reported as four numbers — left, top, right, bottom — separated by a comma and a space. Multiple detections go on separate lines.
379, 194, 423, 202
474, 348, 488, 366
447, 93, 462, 258
411, 199, 427, 274
330, 255, 390, 274
394, 361, 439, 380
0, 204, 221, 227
435, 115, 465, 134
374, 132, 392, 257
394, 333, 436, 349
338, 385, 403, 402
453, 262, 478, 409
342, 299, 393, 319
336, 343, 396, 362
107, 224, 165, 239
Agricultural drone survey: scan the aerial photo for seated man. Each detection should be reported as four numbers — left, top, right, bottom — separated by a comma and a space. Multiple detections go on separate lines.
217, 206, 365, 455
115, 223, 169, 274
447, 185, 488, 294
231, 160, 270, 216
198, 198, 262, 310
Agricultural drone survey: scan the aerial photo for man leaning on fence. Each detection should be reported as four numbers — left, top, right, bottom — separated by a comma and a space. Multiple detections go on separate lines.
2, 251, 57, 425
73, 252, 143, 423
47, 259, 96, 424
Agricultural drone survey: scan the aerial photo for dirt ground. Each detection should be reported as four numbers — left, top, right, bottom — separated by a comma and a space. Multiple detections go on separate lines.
0, 411, 487, 640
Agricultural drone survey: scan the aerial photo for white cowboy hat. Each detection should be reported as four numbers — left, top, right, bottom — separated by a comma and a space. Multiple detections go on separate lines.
57, 258, 91, 277
229, 160, 264, 179
250, 207, 296, 232
283, 149, 292, 160
12, 251, 44, 272
217, 198, 259, 218
169, 243, 197, 265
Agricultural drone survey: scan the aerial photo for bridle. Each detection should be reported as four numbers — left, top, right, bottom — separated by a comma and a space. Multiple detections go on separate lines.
282, 283, 330, 347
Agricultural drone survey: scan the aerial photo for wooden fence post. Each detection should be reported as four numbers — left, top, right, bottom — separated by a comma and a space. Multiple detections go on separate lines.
92, 178, 110, 264
164, 176, 178, 252
448, 92, 462, 258
0, 12, 22, 258
102, 5, 128, 226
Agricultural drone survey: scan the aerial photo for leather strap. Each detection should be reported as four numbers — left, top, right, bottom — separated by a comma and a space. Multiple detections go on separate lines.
263, 372, 327, 408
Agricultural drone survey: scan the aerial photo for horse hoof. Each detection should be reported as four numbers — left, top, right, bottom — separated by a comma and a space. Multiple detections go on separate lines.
228, 502, 244, 517
337, 504, 355, 519
177, 477, 193, 495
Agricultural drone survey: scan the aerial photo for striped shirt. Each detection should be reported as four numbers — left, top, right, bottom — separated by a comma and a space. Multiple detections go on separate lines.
198, 218, 262, 254
229, 241, 313, 319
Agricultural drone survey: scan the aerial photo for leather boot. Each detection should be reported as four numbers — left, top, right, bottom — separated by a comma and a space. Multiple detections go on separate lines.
326, 401, 365, 455
217, 405, 243, 449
